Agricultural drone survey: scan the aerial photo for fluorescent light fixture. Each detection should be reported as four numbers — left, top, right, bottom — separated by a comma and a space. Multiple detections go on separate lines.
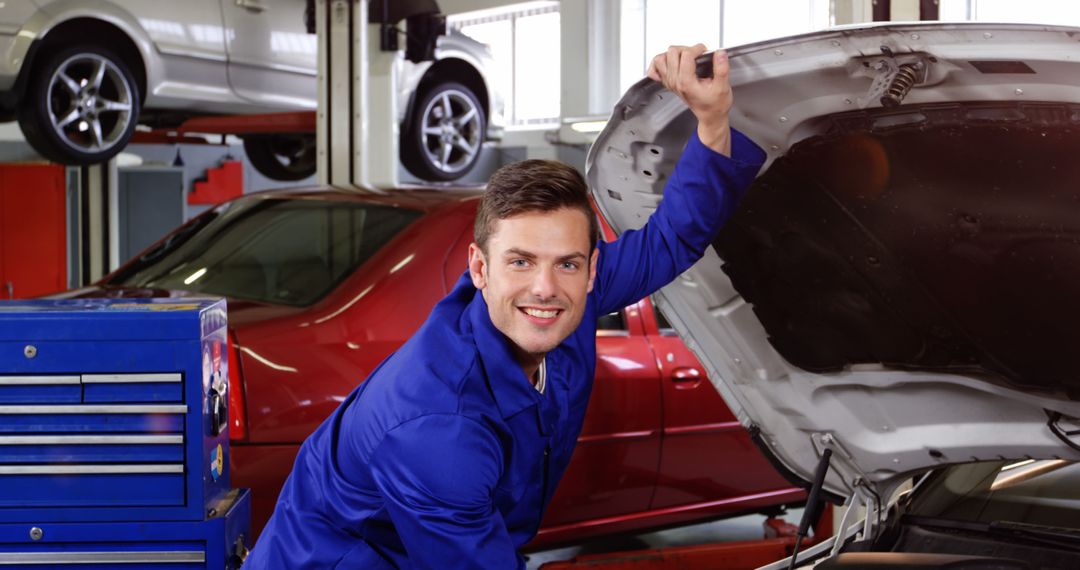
183, 267, 207, 285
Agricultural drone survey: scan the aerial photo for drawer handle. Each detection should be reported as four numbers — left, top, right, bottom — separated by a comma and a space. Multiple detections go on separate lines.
0, 464, 183, 475
0, 376, 80, 385
0, 551, 204, 564
0, 435, 183, 445
82, 373, 181, 384
0, 405, 187, 414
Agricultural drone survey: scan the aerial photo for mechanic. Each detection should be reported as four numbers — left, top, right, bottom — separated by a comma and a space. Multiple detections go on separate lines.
245, 44, 766, 569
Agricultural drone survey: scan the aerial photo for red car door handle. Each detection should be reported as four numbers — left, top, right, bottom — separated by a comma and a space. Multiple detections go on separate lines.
671, 367, 702, 383
670, 367, 703, 390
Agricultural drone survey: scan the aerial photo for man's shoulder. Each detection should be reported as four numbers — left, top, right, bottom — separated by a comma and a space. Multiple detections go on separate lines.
355, 314, 494, 421
396, 324, 484, 393
339, 326, 498, 461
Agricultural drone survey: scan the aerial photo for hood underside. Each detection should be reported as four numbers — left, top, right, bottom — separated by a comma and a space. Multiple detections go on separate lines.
588, 23, 1080, 500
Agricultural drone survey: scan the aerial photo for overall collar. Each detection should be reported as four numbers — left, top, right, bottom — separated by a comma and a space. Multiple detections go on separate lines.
455, 274, 551, 431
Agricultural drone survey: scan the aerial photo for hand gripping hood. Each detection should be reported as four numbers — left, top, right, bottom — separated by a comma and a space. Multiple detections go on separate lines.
588, 23, 1080, 503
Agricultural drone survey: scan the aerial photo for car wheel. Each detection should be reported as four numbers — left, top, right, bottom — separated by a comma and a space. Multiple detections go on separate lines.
402, 81, 485, 182
243, 134, 316, 181
17, 45, 139, 165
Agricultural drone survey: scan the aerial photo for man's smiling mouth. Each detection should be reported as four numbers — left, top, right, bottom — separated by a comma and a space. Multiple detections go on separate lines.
520, 307, 562, 319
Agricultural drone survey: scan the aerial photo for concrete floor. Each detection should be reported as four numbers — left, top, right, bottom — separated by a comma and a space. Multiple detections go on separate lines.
525, 507, 806, 569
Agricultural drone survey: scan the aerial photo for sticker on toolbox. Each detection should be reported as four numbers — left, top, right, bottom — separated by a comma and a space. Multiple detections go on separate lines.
210, 444, 223, 481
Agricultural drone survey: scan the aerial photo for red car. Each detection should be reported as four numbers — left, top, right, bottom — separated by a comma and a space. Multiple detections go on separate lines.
55, 186, 803, 547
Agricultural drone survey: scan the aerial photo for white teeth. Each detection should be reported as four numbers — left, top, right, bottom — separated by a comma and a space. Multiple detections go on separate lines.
523, 308, 559, 319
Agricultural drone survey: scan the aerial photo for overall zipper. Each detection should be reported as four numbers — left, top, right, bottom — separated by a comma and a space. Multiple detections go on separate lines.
535, 446, 551, 537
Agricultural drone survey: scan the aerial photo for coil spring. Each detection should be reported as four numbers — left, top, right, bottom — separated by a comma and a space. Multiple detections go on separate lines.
881, 64, 919, 108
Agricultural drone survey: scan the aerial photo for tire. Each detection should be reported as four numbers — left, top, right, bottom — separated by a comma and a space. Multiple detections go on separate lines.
243, 134, 317, 181
17, 45, 140, 165
401, 81, 485, 182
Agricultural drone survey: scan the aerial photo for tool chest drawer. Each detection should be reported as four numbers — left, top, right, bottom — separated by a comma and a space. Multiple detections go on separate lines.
0, 488, 251, 569
0, 376, 80, 404
0, 467, 185, 507
0, 434, 184, 463
83, 374, 184, 403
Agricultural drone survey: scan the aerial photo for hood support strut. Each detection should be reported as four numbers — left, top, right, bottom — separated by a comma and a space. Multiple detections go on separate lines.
1047, 410, 1080, 452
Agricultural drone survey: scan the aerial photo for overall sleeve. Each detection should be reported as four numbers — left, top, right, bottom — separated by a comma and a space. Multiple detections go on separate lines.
369, 414, 523, 569
594, 128, 766, 315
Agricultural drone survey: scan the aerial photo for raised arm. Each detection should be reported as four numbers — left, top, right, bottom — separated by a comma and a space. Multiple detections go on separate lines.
594, 46, 766, 315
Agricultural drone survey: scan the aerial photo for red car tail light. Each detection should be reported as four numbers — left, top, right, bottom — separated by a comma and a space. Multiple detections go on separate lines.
227, 330, 248, 441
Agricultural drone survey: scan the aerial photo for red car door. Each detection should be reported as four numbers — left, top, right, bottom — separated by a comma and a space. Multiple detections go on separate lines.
542, 301, 663, 527
644, 297, 796, 511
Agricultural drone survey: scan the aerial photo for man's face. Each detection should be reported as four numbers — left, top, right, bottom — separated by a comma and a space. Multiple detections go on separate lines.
469, 207, 598, 366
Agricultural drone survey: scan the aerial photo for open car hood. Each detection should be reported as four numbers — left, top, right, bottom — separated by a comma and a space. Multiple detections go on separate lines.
589, 22, 1080, 502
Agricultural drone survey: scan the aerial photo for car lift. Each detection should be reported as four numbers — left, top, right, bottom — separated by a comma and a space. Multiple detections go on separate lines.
135, 0, 444, 192
534, 506, 833, 570
74, 0, 438, 285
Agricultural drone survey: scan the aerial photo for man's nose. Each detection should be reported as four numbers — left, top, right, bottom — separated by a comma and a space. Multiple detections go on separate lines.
529, 266, 557, 300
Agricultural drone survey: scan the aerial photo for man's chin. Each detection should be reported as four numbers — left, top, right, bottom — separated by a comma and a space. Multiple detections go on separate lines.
510, 334, 566, 357
518, 341, 560, 356
501, 315, 583, 357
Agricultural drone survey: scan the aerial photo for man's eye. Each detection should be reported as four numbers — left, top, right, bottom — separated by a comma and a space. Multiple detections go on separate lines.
510, 259, 529, 268
559, 262, 579, 271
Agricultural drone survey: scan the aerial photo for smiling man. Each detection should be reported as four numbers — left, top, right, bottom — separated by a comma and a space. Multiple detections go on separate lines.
468, 161, 602, 383
246, 44, 766, 569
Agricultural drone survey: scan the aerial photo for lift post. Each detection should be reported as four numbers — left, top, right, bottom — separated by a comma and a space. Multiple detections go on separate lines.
75, 160, 119, 285
315, 0, 403, 190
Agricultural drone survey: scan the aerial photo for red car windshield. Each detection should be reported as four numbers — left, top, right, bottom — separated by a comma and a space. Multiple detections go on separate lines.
105, 196, 422, 306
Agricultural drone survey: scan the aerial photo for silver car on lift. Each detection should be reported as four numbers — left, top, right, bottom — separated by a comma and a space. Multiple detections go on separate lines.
0, 0, 503, 181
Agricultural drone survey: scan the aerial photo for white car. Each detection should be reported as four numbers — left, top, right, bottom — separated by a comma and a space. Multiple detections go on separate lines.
591, 22, 1080, 567
0, 0, 503, 181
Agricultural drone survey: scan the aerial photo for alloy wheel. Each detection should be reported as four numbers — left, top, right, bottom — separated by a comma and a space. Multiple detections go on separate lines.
419, 88, 482, 176
46, 53, 135, 155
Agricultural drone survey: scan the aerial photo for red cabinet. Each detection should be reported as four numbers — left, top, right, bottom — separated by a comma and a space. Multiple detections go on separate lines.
0, 164, 67, 299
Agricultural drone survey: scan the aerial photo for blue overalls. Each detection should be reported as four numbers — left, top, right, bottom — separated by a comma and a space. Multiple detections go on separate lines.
245, 129, 765, 569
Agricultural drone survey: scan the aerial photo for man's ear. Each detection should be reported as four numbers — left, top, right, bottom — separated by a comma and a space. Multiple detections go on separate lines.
586, 247, 599, 293
468, 243, 487, 289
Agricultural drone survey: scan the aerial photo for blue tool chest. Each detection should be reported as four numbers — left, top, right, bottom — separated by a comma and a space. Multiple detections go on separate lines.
0, 298, 250, 568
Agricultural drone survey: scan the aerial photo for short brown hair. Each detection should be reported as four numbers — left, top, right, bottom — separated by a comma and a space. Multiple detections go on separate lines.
474, 160, 598, 253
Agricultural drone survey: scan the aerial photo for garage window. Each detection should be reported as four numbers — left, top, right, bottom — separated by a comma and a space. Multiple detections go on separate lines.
451, 1, 560, 128
939, 0, 1080, 24
619, 0, 830, 95
105, 197, 421, 307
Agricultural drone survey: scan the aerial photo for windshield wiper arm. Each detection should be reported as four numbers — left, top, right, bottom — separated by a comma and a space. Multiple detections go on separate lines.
989, 521, 1080, 551
904, 516, 1080, 553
